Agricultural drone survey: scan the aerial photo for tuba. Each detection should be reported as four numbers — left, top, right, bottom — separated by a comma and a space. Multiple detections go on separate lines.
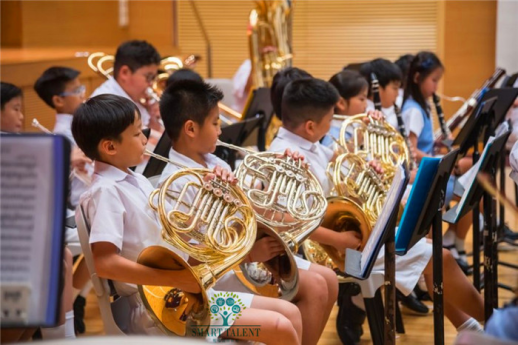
216, 140, 327, 299
138, 150, 257, 336
248, 0, 294, 148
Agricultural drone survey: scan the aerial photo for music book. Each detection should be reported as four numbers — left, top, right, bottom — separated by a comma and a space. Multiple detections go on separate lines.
395, 149, 458, 255
345, 164, 409, 279
444, 131, 510, 224
0, 134, 69, 328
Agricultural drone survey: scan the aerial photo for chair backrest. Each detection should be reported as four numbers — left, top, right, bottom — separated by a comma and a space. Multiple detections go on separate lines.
142, 131, 172, 178
214, 115, 264, 169
75, 206, 130, 335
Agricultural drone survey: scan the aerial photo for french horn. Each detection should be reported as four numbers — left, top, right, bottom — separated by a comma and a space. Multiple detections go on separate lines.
138, 150, 257, 336
216, 141, 327, 299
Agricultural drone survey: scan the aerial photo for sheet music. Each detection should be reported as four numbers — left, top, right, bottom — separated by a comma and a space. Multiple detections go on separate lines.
1, 137, 55, 324
361, 165, 406, 272
456, 135, 496, 214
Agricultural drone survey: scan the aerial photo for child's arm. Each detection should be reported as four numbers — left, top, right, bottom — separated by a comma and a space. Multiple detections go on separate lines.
92, 241, 201, 293
309, 226, 361, 253
409, 132, 431, 162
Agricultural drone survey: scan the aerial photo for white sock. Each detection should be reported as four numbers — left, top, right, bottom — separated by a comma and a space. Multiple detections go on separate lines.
79, 281, 93, 298
351, 293, 366, 311
455, 236, 467, 261
456, 317, 483, 333
64, 310, 76, 339
443, 229, 459, 258
418, 275, 428, 292
72, 288, 81, 300
40, 310, 76, 339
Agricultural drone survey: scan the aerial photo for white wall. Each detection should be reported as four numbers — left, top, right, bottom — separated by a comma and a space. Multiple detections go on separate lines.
496, 0, 518, 74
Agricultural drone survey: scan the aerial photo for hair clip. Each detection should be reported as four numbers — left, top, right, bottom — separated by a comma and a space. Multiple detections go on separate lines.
420, 59, 433, 69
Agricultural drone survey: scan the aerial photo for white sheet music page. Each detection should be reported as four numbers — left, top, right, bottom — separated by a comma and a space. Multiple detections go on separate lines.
1, 137, 54, 325
361, 165, 406, 272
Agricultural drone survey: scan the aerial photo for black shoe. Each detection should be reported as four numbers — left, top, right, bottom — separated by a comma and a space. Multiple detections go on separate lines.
503, 225, 518, 243
73, 295, 86, 334
336, 283, 365, 345
455, 254, 473, 276
413, 284, 431, 301
397, 289, 429, 315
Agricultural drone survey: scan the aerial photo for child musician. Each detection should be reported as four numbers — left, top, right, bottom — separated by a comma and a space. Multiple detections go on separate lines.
0, 82, 24, 133
90, 40, 162, 131
34, 67, 92, 208
157, 79, 337, 345
401, 51, 473, 273
269, 77, 485, 335
359, 58, 403, 129
73, 94, 303, 344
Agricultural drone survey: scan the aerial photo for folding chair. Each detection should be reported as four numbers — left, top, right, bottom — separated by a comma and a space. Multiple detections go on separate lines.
75, 206, 131, 335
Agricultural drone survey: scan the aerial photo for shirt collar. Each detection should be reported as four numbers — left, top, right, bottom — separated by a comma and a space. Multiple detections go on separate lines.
168, 147, 213, 169
276, 127, 320, 153
56, 113, 74, 124
94, 160, 137, 182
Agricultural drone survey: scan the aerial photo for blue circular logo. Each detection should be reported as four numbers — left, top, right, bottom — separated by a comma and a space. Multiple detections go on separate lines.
216, 298, 225, 307
210, 305, 219, 314
232, 305, 241, 314
226, 297, 235, 307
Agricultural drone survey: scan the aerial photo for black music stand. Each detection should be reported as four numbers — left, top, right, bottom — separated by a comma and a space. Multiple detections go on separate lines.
479, 88, 518, 241
142, 131, 171, 178
214, 115, 264, 170
444, 130, 511, 322
395, 149, 458, 345
241, 87, 273, 151
346, 165, 409, 345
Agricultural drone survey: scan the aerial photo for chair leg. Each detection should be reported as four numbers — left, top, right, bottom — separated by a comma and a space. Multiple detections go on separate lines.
395, 301, 405, 334
364, 289, 384, 345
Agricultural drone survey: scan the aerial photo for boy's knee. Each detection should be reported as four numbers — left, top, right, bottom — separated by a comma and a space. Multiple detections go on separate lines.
274, 314, 296, 336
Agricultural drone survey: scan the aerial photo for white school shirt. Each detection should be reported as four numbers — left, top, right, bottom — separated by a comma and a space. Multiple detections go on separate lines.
79, 161, 187, 296
53, 113, 93, 207
366, 99, 399, 130
90, 77, 150, 127
269, 127, 334, 196
158, 148, 231, 186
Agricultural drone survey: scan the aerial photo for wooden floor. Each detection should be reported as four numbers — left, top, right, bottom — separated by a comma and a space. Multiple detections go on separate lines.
81, 171, 518, 345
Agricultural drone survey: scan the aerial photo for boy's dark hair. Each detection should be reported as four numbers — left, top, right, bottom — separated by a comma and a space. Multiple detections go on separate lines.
160, 80, 223, 142
114, 40, 161, 79
34, 67, 80, 108
281, 78, 339, 130
394, 54, 415, 89
271, 67, 313, 120
1, 82, 23, 110
72, 94, 140, 160
359, 58, 402, 97
404, 51, 443, 116
166, 68, 203, 88
329, 70, 368, 100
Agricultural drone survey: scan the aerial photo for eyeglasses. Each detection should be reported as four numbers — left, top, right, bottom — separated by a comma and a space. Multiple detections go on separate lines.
140, 72, 158, 83
59, 85, 86, 97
